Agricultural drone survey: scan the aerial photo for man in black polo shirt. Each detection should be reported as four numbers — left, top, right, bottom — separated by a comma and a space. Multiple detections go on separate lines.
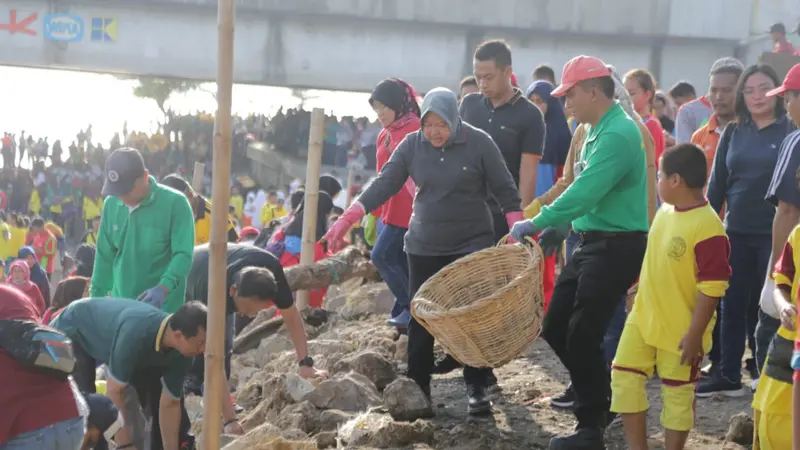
449, 39, 545, 385
460, 39, 546, 239
184, 244, 327, 433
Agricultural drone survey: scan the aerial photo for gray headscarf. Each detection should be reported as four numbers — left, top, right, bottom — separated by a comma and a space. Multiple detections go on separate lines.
420, 87, 461, 146
608, 65, 640, 121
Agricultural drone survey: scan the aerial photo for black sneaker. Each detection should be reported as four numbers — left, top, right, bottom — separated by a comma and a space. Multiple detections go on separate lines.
700, 363, 717, 380
696, 375, 746, 398
466, 384, 492, 416
744, 358, 759, 380
548, 427, 606, 450
549, 385, 575, 408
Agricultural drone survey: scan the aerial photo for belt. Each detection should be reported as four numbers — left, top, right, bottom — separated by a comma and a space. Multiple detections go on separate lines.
578, 230, 647, 243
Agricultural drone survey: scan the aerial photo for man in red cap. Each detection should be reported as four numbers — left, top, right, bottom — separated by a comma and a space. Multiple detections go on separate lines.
511, 55, 648, 449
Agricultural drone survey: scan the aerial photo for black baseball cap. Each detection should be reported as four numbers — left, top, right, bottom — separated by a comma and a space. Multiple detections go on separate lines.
102, 147, 146, 197
85, 393, 123, 441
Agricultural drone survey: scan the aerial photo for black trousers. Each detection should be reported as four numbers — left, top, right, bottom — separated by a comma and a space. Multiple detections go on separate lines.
407, 252, 490, 395
542, 232, 646, 429
129, 373, 193, 450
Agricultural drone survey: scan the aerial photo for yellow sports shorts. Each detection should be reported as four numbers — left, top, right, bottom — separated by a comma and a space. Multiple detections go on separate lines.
610, 323, 699, 431
753, 410, 792, 450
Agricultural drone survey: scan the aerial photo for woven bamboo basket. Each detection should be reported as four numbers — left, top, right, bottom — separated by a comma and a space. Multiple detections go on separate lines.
410, 237, 545, 368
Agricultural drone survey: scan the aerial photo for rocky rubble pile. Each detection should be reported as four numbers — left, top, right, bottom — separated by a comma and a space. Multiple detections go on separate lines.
195, 281, 439, 449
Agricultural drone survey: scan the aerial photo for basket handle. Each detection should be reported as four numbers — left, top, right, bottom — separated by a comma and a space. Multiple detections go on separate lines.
498, 234, 543, 267
410, 298, 447, 317
497, 234, 537, 247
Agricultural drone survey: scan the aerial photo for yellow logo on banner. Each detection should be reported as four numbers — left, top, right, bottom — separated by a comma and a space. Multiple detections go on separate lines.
90, 17, 116, 42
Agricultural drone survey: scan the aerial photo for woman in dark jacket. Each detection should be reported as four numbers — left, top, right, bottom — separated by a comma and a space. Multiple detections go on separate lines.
324, 88, 523, 415
702, 64, 791, 396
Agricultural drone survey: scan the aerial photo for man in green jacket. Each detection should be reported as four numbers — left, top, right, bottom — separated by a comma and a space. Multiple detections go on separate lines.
511, 55, 648, 449
91, 148, 195, 313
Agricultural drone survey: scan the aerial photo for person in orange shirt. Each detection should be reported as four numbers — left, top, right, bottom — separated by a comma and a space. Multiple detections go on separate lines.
691, 59, 744, 179
28, 218, 57, 276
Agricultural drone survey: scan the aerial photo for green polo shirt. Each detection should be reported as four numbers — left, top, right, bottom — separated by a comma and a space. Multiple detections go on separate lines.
51, 298, 189, 398
90, 176, 195, 313
533, 102, 648, 232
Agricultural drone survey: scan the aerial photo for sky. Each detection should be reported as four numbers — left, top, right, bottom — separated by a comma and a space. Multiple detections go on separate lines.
0, 66, 376, 147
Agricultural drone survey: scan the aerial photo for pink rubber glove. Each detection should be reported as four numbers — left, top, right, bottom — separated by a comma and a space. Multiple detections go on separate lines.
322, 202, 366, 243
505, 211, 524, 243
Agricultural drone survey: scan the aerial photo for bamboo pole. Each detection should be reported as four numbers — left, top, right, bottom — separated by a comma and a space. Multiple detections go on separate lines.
295, 108, 325, 310
192, 162, 205, 192
200, 0, 234, 445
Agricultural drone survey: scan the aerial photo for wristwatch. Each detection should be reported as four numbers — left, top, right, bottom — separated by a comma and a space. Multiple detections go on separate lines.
298, 356, 314, 368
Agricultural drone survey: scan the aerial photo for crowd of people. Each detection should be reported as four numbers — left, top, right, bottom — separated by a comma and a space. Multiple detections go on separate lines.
327, 34, 800, 450
5, 19, 800, 450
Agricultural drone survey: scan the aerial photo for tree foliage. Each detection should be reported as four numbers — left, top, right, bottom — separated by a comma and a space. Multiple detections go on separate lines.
129, 77, 202, 115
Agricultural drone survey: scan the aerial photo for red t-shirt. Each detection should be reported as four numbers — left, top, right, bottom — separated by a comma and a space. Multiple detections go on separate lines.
0, 285, 79, 445
642, 115, 666, 168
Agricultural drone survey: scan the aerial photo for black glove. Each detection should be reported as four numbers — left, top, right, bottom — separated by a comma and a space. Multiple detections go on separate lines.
539, 226, 571, 257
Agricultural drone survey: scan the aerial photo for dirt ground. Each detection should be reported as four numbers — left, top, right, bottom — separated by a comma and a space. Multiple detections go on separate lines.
414, 339, 752, 450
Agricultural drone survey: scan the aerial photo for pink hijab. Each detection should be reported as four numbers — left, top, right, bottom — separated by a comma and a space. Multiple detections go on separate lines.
8, 260, 35, 292
8, 260, 45, 316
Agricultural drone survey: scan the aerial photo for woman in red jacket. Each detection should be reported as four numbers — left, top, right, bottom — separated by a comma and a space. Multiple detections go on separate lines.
368, 78, 421, 328
0, 284, 85, 449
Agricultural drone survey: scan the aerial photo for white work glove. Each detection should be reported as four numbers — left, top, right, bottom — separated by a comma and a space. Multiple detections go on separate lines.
759, 278, 779, 319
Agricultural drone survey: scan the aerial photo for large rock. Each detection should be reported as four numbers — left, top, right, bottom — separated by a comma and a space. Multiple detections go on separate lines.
331, 351, 397, 390
276, 401, 321, 434
365, 337, 397, 360
303, 371, 382, 412
316, 431, 338, 449
240, 374, 296, 429
221, 423, 315, 450
319, 409, 356, 431
338, 283, 395, 319
726, 413, 754, 446
337, 412, 435, 448
229, 358, 259, 391
254, 334, 294, 366
284, 373, 316, 402
383, 377, 434, 421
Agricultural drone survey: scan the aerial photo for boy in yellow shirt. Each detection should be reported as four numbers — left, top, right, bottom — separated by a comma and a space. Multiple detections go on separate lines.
750, 222, 798, 450
229, 185, 244, 221
611, 144, 731, 450
260, 191, 287, 226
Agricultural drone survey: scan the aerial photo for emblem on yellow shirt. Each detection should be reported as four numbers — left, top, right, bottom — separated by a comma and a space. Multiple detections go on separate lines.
668, 237, 687, 261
